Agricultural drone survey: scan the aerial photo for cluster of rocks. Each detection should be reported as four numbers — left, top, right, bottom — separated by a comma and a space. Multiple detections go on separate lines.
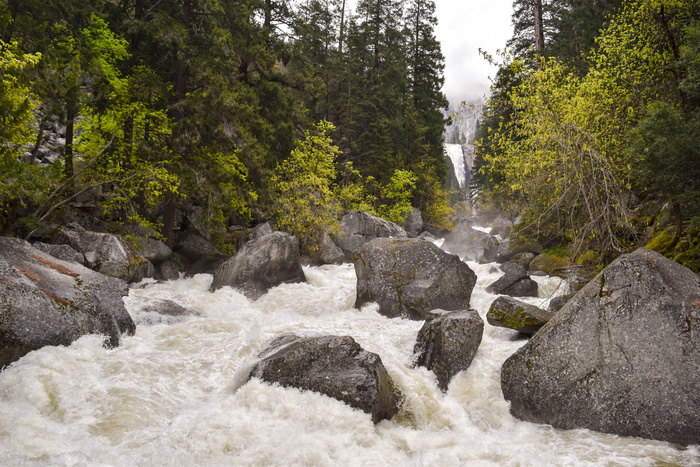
3, 207, 700, 444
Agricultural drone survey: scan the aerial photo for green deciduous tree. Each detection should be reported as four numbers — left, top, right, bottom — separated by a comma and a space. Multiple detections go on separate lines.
268, 121, 341, 252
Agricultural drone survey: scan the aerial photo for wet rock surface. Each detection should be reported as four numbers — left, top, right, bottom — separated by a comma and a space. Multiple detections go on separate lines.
414, 309, 484, 391
501, 248, 700, 445
0, 237, 135, 368
210, 231, 306, 299
247, 334, 402, 423
354, 238, 476, 320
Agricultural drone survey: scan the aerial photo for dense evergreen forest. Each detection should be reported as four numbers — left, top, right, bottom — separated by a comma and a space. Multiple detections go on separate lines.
476, 0, 700, 271
0, 0, 451, 253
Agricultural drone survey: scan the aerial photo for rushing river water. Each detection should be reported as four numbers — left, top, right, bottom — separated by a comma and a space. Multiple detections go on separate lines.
1, 242, 699, 466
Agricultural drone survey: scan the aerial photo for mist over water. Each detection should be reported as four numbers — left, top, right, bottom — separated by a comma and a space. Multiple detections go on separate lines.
1, 246, 698, 466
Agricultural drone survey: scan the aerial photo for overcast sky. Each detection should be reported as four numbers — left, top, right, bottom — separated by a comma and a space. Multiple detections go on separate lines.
434, 0, 514, 106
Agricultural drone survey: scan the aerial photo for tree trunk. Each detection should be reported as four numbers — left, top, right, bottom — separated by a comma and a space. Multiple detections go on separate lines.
533, 0, 545, 63
338, 0, 346, 54
64, 101, 76, 183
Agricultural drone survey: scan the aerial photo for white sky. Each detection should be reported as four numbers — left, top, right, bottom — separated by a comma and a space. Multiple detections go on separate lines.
434, 0, 514, 105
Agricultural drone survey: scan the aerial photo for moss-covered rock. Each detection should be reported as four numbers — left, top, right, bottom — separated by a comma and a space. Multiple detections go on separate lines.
487, 296, 553, 335
529, 252, 570, 275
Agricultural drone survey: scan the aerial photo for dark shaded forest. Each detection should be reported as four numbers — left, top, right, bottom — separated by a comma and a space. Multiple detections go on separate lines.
0, 0, 450, 253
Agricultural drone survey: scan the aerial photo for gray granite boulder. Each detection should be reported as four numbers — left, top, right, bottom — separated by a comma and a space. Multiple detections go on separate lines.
333, 210, 407, 261
0, 237, 135, 368
502, 277, 539, 297
133, 237, 172, 264
354, 238, 476, 320
210, 231, 306, 299
501, 248, 700, 445
32, 242, 85, 265
442, 223, 500, 263
52, 228, 150, 282
402, 207, 424, 238
487, 296, 553, 335
300, 233, 345, 266
175, 234, 223, 264
486, 261, 539, 298
414, 309, 484, 391
247, 334, 402, 423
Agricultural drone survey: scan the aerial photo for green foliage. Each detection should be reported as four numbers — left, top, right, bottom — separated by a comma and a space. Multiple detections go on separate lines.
335, 162, 378, 214
477, 0, 700, 263
377, 169, 417, 223
268, 121, 341, 252
0, 0, 452, 243
0, 40, 57, 231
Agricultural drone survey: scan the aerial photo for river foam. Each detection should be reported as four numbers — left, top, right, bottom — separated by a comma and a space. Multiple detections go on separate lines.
1, 261, 698, 466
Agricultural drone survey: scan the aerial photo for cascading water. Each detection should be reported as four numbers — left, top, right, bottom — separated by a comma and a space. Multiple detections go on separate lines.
0, 237, 698, 466
444, 143, 467, 189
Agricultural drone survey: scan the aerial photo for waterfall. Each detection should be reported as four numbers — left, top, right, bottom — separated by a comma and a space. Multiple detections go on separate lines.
444, 143, 467, 189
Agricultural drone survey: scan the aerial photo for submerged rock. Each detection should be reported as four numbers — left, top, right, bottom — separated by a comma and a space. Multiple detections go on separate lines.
0, 237, 135, 369
414, 309, 484, 391
487, 297, 553, 335
210, 231, 305, 299
501, 248, 700, 445
247, 334, 402, 423
442, 223, 500, 263
354, 238, 476, 320
333, 210, 407, 261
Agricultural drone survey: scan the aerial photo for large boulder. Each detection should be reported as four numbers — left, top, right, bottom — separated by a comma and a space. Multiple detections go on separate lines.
414, 309, 484, 391
442, 223, 500, 263
0, 237, 135, 368
210, 231, 306, 299
246, 334, 402, 423
501, 248, 700, 445
354, 238, 477, 320
175, 234, 223, 264
487, 296, 553, 335
486, 261, 527, 294
52, 227, 150, 282
333, 210, 407, 261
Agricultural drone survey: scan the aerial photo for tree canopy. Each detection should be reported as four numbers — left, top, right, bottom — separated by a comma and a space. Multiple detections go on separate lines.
0, 0, 452, 247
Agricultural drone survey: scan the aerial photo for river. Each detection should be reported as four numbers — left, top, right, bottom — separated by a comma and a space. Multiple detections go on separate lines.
1, 242, 699, 466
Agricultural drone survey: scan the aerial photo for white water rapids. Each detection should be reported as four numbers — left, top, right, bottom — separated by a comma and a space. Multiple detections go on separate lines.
1, 240, 699, 466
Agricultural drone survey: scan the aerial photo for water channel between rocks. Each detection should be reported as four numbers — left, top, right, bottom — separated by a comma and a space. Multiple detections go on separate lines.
1, 240, 699, 466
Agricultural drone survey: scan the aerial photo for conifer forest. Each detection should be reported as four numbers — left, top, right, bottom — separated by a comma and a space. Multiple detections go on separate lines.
1, 0, 699, 270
